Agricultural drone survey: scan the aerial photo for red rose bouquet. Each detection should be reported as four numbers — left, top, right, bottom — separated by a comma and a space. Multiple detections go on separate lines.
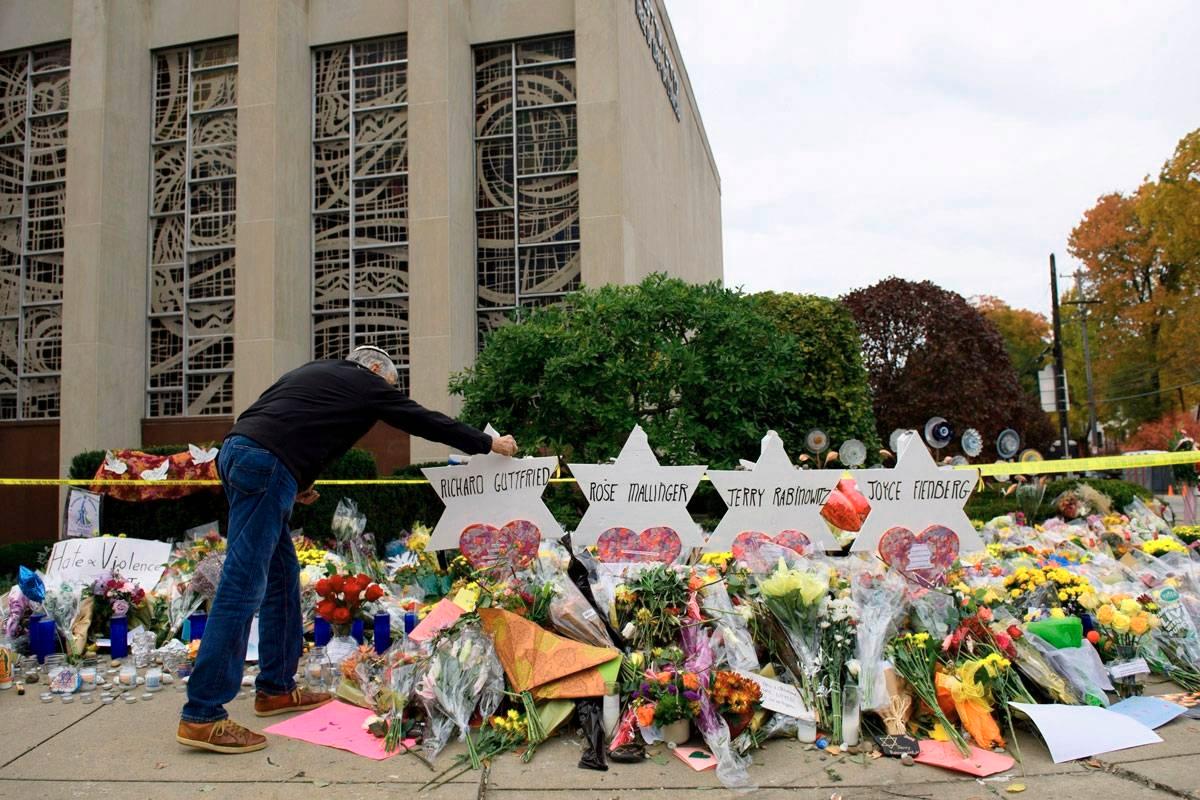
314, 571, 385, 634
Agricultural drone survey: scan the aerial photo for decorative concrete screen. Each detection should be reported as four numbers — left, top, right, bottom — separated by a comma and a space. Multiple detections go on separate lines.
146, 40, 239, 417
0, 43, 70, 420
311, 36, 410, 395
473, 34, 580, 352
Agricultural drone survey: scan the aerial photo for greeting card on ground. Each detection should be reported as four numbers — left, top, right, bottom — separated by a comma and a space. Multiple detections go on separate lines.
1108, 696, 1188, 729
671, 745, 718, 771
1010, 702, 1162, 763
914, 740, 1014, 776
263, 700, 400, 760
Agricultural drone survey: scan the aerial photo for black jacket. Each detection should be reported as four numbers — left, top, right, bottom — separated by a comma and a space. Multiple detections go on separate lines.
228, 359, 492, 488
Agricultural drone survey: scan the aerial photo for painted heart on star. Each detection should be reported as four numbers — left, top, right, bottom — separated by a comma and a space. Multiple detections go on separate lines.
821, 478, 871, 533
459, 519, 541, 570
596, 526, 682, 563
731, 530, 813, 565
877, 524, 959, 587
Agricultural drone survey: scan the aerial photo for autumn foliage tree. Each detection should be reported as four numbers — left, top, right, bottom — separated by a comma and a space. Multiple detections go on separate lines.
843, 278, 1051, 458
1068, 128, 1200, 436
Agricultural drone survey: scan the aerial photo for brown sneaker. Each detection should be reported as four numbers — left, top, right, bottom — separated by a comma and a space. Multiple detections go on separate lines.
177, 719, 267, 754
254, 686, 332, 717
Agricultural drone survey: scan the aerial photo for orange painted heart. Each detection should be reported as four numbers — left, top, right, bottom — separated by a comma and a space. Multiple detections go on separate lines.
596, 526, 681, 563
729, 532, 816, 568
459, 520, 541, 570
877, 525, 959, 587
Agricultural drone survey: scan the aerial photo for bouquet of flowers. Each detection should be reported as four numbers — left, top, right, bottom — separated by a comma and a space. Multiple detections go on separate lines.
612, 564, 688, 652
1087, 591, 1160, 697
821, 595, 858, 743
1003, 566, 1094, 616
696, 565, 759, 673
385, 526, 454, 600
84, 570, 146, 637
630, 668, 703, 732
851, 565, 906, 712
314, 571, 385, 632
709, 669, 762, 736
887, 631, 970, 756
754, 554, 830, 717
416, 625, 505, 762
331, 497, 379, 578
41, 579, 82, 657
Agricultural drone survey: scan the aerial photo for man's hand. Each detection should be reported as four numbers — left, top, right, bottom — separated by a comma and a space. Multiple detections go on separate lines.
491, 434, 518, 457
295, 487, 321, 506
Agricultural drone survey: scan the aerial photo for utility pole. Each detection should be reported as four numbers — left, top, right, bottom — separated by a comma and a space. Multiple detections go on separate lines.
1049, 254, 1071, 459
1065, 270, 1101, 454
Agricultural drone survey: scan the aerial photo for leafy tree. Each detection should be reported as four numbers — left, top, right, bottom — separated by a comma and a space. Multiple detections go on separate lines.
973, 296, 1050, 397
450, 275, 879, 470
1067, 128, 1200, 436
843, 278, 1049, 458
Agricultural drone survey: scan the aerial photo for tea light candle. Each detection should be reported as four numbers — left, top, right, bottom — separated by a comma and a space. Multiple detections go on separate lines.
141, 692, 154, 701
81, 693, 94, 704
40, 692, 53, 703
61, 694, 74, 704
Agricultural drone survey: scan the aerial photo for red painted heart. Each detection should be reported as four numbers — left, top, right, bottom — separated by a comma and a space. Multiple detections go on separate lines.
877, 525, 959, 587
596, 526, 682, 563
732, 530, 813, 562
459, 519, 541, 570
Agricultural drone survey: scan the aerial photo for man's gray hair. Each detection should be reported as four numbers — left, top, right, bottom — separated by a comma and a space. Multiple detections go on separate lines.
346, 345, 398, 384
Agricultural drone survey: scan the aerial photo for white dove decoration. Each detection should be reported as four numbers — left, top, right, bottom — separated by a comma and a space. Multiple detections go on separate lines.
140, 461, 171, 481
102, 452, 128, 475
188, 443, 219, 464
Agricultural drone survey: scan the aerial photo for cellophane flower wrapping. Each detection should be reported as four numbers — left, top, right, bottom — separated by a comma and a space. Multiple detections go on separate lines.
681, 616, 754, 791
531, 543, 613, 648
850, 562, 906, 712
331, 498, 376, 577
3, 585, 31, 641
41, 578, 80, 653
416, 625, 504, 761
698, 577, 759, 673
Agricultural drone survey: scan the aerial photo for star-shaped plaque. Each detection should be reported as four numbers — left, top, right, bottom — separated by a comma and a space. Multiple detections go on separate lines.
849, 435, 982, 555
704, 431, 842, 553
422, 425, 564, 552
568, 426, 707, 550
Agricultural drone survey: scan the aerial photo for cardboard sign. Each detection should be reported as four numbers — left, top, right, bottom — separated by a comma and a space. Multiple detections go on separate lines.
569, 426, 706, 551
62, 489, 101, 539
850, 436, 983, 555
45, 537, 172, 591
735, 670, 808, 718
1108, 696, 1188, 729
422, 425, 563, 552
705, 431, 842, 553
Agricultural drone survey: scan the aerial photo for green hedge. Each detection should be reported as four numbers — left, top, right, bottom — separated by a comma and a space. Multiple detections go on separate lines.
0, 540, 51, 587
964, 477, 1153, 523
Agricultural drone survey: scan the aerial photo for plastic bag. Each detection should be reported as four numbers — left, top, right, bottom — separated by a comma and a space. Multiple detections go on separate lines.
567, 544, 625, 647
698, 578, 759, 673
1025, 632, 1111, 706
850, 562, 906, 712
576, 697, 608, 771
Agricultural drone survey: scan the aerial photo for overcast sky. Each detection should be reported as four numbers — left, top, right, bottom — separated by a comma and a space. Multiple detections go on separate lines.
667, 1, 1200, 315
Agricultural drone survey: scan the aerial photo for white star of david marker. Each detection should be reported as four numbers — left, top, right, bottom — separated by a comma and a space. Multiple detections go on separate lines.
704, 430, 842, 553
569, 425, 707, 550
422, 424, 564, 551
849, 435, 982, 555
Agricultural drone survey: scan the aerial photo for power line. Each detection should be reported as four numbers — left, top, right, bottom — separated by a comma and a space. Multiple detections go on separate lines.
1098, 379, 1200, 405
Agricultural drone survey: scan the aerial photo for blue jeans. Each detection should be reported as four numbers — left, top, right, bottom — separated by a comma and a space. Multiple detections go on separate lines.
182, 435, 302, 723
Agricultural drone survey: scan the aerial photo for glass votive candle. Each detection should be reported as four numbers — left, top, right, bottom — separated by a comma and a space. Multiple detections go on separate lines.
79, 657, 98, 690
145, 667, 163, 691
118, 663, 137, 687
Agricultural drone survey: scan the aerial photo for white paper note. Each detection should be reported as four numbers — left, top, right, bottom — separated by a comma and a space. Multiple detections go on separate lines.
1009, 702, 1161, 763
736, 670, 808, 718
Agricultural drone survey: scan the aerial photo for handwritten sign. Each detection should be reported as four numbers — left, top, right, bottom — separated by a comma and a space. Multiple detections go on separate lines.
569, 426, 706, 551
735, 670, 809, 718
62, 489, 101, 539
45, 537, 172, 591
422, 425, 563, 552
850, 435, 982, 555
705, 431, 842, 552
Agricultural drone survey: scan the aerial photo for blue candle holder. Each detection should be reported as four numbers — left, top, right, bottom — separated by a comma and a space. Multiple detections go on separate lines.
110, 616, 128, 660
373, 613, 391, 654
187, 612, 207, 641
33, 618, 57, 663
314, 617, 332, 646
404, 610, 417, 635
351, 619, 364, 645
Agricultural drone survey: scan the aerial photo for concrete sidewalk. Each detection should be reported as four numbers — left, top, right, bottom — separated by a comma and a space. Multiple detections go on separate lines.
2, 686, 1198, 800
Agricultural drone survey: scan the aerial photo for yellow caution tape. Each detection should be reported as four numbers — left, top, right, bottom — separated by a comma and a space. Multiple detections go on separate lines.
0, 450, 1193, 487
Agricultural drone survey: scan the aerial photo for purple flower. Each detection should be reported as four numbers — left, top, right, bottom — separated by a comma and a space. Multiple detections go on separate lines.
683, 690, 700, 702
111, 599, 130, 617
666, 684, 678, 695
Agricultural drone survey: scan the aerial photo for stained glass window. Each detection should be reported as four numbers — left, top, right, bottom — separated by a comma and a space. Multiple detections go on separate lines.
474, 35, 579, 351
147, 40, 238, 417
0, 43, 69, 420
312, 37, 410, 395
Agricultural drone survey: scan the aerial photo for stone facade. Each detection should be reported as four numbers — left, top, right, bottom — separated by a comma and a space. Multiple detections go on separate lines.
0, 0, 721, 542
